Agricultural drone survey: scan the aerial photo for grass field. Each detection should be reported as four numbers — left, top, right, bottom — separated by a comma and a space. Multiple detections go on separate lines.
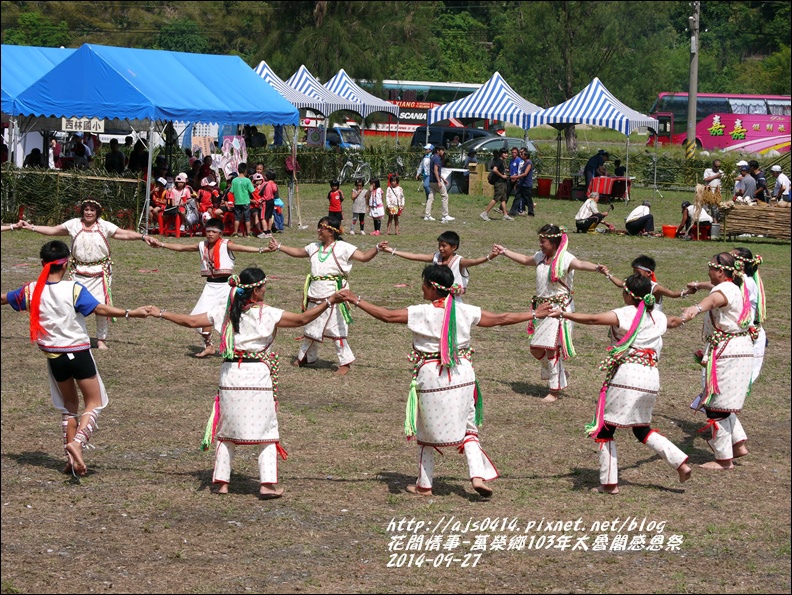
1, 183, 790, 594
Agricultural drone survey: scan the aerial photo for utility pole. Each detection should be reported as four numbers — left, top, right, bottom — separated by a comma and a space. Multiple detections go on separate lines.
685, 1, 700, 160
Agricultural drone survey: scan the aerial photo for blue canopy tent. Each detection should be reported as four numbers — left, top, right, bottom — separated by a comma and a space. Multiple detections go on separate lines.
427, 72, 540, 130
525, 77, 659, 197
14, 43, 299, 229
1, 45, 76, 165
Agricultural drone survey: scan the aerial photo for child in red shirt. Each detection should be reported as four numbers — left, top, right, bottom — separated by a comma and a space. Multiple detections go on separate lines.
197, 177, 221, 223
250, 173, 265, 235
327, 180, 344, 221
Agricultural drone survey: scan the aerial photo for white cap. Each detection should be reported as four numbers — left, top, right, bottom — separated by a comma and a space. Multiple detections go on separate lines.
156, 177, 167, 185
736, 160, 748, 167
771, 164, 782, 173
423, 144, 433, 151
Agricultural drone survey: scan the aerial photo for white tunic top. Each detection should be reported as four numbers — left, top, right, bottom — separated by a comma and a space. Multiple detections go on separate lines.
407, 302, 481, 352
23, 280, 92, 353
533, 250, 576, 299
432, 253, 469, 296
610, 305, 667, 359
62, 218, 119, 275
199, 239, 235, 277
304, 240, 357, 298
207, 304, 284, 353
703, 281, 745, 335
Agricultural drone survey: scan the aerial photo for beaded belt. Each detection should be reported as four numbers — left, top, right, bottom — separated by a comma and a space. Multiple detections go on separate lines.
303, 274, 351, 323
225, 349, 280, 401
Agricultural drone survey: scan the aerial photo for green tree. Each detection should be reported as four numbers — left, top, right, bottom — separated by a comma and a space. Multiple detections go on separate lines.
3, 10, 70, 47
155, 18, 208, 54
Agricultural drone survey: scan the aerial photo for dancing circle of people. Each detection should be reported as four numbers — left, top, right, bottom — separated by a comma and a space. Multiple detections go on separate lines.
2, 202, 768, 499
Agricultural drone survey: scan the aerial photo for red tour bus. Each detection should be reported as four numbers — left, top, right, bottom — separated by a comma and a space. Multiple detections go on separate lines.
648, 92, 791, 154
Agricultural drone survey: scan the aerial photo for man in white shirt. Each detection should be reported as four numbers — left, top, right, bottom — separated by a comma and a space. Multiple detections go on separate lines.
575, 192, 608, 233
770, 164, 790, 202
625, 200, 655, 236
703, 160, 723, 189
676, 200, 713, 238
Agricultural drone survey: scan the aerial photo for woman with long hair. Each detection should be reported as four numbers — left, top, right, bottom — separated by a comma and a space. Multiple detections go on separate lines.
149, 267, 344, 498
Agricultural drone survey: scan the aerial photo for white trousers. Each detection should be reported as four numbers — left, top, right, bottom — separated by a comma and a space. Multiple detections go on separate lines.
539, 352, 568, 391
298, 337, 355, 366
416, 435, 498, 489
213, 440, 279, 485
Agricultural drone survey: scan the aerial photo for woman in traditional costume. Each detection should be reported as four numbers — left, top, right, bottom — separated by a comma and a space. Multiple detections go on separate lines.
495, 224, 607, 401
149, 267, 344, 498
338, 265, 550, 498
680, 252, 756, 470
549, 273, 691, 494
21, 198, 157, 349
268, 216, 379, 376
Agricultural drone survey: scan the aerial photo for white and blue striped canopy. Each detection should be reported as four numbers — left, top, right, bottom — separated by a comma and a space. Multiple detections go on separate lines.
285, 65, 362, 116
254, 60, 327, 115
427, 72, 540, 128
526, 77, 658, 135
324, 69, 399, 118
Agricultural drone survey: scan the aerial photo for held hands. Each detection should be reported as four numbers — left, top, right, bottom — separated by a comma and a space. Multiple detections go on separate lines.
595, 264, 608, 274
681, 305, 701, 322
547, 306, 564, 319
487, 245, 500, 261
268, 238, 280, 251
128, 306, 150, 319
685, 281, 700, 294
534, 302, 554, 319
493, 244, 507, 256
142, 235, 161, 247
377, 240, 390, 253
336, 289, 357, 303
19, 220, 35, 231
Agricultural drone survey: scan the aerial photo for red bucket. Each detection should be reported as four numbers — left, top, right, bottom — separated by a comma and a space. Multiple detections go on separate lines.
661, 225, 676, 238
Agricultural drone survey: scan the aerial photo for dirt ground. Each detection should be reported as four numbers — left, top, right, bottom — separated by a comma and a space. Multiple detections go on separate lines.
2, 186, 790, 594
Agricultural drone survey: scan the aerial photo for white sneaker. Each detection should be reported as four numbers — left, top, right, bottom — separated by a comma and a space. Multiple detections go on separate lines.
441, 215, 455, 222
480, 212, 491, 221
360, 230, 366, 235
424, 216, 436, 221
349, 229, 355, 235
503, 215, 514, 221
180, 225, 186, 231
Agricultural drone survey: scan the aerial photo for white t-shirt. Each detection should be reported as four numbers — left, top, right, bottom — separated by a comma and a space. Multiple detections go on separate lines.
575, 199, 599, 220
626, 205, 650, 223
687, 204, 713, 224
773, 173, 790, 198
703, 167, 722, 188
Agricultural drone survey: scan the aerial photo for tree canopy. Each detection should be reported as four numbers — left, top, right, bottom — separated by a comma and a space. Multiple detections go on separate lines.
2, 0, 789, 111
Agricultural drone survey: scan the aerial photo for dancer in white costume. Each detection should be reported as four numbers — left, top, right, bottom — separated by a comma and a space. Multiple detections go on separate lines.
603, 254, 692, 313
148, 217, 275, 357
148, 267, 344, 498
378, 230, 499, 302
338, 265, 551, 498
20, 198, 157, 349
495, 224, 607, 402
2, 241, 148, 476
268, 216, 379, 376
680, 252, 756, 470
550, 273, 692, 494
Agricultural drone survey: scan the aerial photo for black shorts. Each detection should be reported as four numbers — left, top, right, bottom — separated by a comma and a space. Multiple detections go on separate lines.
263, 200, 275, 221
47, 350, 97, 382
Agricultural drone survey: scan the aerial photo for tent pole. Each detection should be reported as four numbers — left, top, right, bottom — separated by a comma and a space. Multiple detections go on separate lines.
143, 121, 155, 234
395, 116, 400, 146
625, 137, 630, 203
555, 128, 562, 194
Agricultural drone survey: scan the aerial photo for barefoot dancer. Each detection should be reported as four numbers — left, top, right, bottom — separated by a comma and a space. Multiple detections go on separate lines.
679, 253, 755, 470
338, 265, 551, 498
550, 273, 692, 494
21, 198, 157, 349
268, 216, 379, 376
148, 217, 275, 357
495, 224, 607, 402
2, 241, 147, 476
149, 267, 344, 498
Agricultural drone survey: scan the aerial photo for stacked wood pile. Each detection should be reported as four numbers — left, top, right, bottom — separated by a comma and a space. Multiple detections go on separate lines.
720, 200, 791, 241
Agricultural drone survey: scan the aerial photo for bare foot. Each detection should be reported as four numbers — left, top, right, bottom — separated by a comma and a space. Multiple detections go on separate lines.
699, 460, 734, 470
195, 344, 216, 358
471, 478, 493, 498
62, 461, 73, 475
677, 463, 692, 483
733, 442, 749, 458
592, 485, 619, 494
97, 340, 109, 350
215, 483, 229, 494
406, 484, 433, 497
542, 391, 560, 403
259, 484, 284, 499
334, 364, 351, 376
65, 441, 87, 476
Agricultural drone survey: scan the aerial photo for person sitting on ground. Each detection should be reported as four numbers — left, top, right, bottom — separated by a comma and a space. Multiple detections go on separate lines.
575, 192, 611, 233
676, 200, 713, 238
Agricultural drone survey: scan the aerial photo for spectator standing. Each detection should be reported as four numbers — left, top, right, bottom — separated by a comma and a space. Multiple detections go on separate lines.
703, 159, 723, 189
506, 147, 523, 213
749, 160, 768, 203
48, 138, 62, 169
480, 148, 512, 221
510, 148, 534, 217
416, 144, 432, 208
127, 140, 148, 174
230, 162, 255, 237
736, 164, 757, 201
462, 149, 477, 194
770, 164, 790, 202
584, 150, 609, 191
425, 146, 454, 223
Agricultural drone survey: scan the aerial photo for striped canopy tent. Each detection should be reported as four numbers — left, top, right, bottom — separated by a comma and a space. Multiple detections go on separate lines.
285, 65, 363, 117
324, 69, 400, 118
254, 60, 326, 114
526, 77, 659, 196
427, 71, 541, 129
